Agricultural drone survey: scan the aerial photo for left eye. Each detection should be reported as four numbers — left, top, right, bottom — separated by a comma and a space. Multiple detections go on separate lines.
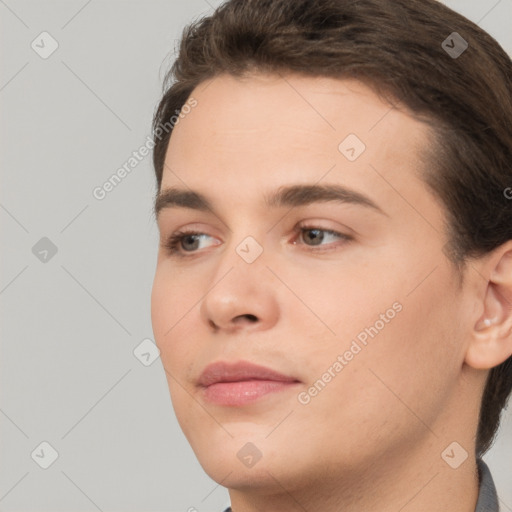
162, 226, 352, 257
296, 226, 350, 247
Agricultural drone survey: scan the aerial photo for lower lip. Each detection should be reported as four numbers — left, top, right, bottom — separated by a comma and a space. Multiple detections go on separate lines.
202, 380, 299, 406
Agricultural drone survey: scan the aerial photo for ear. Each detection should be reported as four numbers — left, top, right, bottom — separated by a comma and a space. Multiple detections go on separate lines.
465, 242, 512, 370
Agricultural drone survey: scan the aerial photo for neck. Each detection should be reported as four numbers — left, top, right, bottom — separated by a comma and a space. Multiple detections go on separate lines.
228, 437, 480, 512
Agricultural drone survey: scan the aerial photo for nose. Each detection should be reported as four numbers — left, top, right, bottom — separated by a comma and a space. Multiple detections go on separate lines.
199, 249, 280, 334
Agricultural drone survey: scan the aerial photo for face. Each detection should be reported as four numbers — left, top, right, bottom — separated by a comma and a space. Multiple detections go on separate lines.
151, 73, 476, 494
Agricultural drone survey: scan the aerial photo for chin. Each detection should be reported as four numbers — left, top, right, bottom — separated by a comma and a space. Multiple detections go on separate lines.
209, 462, 275, 489
185, 429, 283, 482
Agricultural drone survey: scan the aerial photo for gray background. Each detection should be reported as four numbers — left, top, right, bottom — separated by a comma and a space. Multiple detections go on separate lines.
1, 1, 511, 511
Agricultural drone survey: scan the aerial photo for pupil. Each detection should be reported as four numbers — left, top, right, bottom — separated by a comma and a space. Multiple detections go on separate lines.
183, 235, 199, 251
305, 229, 323, 246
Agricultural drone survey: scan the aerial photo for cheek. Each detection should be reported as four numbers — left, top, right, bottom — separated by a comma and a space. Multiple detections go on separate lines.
296, 258, 462, 421
151, 266, 196, 372
350, 266, 463, 423
151, 269, 199, 422
151, 264, 201, 338
151, 269, 173, 344
277, 257, 400, 351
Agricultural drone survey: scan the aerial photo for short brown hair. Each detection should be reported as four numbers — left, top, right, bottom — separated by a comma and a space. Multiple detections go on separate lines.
152, 0, 512, 457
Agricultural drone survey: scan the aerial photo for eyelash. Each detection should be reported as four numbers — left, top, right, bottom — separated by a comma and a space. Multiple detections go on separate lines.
162, 224, 352, 258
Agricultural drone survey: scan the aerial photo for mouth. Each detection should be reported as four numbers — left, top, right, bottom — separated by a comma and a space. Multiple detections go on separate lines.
197, 360, 301, 406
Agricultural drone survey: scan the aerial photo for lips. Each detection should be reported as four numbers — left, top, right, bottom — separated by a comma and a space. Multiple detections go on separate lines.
198, 361, 301, 406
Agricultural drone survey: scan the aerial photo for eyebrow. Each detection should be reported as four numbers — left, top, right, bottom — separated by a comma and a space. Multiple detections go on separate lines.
154, 183, 386, 220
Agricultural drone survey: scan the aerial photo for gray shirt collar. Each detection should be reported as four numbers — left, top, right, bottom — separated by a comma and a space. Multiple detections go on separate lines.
222, 459, 500, 512
476, 459, 500, 512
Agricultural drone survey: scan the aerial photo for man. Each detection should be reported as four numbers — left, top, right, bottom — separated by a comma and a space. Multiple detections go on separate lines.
150, 1, 512, 510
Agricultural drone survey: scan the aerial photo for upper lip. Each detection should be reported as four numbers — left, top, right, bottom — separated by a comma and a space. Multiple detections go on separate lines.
198, 361, 300, 387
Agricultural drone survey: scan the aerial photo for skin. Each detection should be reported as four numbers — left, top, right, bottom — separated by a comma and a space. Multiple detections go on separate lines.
151, 73, 512, 512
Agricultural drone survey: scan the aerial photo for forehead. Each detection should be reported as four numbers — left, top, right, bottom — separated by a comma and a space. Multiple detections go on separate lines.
160, 73, 433, 218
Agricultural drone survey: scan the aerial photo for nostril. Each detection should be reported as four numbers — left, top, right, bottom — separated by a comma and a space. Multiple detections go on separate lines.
236, 314, 258, 323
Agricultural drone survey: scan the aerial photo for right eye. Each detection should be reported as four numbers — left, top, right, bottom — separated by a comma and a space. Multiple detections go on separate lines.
162, 230, 221, 257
